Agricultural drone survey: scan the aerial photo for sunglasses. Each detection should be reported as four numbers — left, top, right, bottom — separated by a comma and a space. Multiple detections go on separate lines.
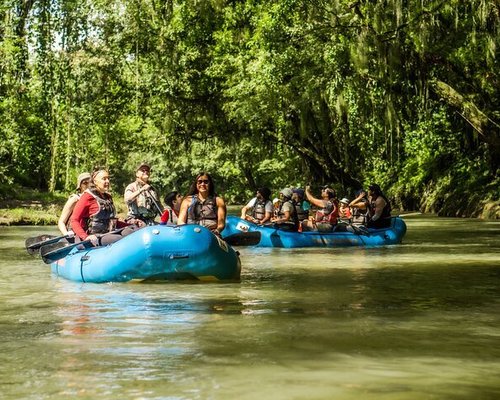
81, 180, 90, 185
197, 179, 210, 184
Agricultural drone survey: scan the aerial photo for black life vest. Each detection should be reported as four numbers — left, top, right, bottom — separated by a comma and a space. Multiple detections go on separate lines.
187, 195, 218, 229
86, 189, 116, 234
293, 201, 309, 221
369, 194, 391, 220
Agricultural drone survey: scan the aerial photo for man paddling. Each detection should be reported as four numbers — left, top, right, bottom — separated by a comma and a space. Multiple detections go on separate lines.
124, 163, 162, 225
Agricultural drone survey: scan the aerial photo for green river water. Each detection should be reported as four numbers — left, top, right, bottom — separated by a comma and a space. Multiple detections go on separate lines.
0, 215, 499, 399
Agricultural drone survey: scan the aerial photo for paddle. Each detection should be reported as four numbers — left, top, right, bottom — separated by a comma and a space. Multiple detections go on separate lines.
145, 189, 163, 216
25, 234, 65, 255
40, 228, 125, 264
224, 231, 261, 246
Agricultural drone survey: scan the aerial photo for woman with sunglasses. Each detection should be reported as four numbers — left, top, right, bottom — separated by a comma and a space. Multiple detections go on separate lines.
302, 185, 339, 232
177, 172, 226, 235
57, 172, 91, 238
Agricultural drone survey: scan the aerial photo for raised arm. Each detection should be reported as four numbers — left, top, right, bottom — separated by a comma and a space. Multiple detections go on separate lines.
177, 197, 191, 225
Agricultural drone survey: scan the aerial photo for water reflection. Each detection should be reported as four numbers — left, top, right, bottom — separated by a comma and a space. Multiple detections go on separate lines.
1, 217, 500, 399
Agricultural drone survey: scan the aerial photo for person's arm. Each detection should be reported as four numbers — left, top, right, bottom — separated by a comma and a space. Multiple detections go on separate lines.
177, 197, 191, 225
305, 186, 325, 208
124, 183, 151, 203
216, 197, 227, 233
371, 197, 387, 221
259, 201, 273, 224
273, 206, 291, 223
260, 211, 272, 225
70, 194, 91, 240
349, 191, 368, 209
241, 198, 256, 220
240, 205, 250, 219
58, 196, 78, 236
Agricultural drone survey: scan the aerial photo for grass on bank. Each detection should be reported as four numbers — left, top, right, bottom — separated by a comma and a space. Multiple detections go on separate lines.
0, 184, 127, 226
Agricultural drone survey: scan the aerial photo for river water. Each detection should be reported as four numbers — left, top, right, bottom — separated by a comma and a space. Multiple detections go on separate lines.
1, 215, 499, 399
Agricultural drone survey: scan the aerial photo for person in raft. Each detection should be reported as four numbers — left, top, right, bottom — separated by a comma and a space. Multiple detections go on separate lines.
302, 185, 339, 232
160, 191, 183, 226
124, 163, 162, 225
240, 187, 273, 225
57, 172, 91, 239
367, 183, 392, 228
71, 168, 140, 247
177, 172, 227, 236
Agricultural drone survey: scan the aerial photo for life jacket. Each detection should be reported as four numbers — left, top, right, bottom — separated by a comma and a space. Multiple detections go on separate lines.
164, 205, 178, 225
86, 189, 116, 234
369, 194, 391, 220
126, 181, 158, 221
187, 195, 218, 229
278, 199, 299, 228
315, 199, 338, 225
351, 198, 369, 225
293, 201, 309, 221
251, 198, 269, 221
338, 206, 352, 224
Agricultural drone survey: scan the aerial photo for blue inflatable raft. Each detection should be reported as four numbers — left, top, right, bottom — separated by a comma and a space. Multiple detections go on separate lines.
222, 215, 407, 248
50, 225, 241, 283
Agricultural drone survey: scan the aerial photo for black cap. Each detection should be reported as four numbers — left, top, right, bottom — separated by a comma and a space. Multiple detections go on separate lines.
369, 184, 381, 191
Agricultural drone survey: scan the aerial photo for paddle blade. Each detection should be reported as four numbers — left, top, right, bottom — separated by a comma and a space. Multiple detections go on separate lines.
40, 241, 86, 264
224, 231, 261, 246
25, 234, 59, 255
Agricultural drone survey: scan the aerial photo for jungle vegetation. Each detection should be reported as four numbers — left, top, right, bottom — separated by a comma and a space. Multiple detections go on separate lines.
0, 0, 499, 218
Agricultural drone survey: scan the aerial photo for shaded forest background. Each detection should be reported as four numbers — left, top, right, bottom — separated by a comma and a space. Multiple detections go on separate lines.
0, 0, 499, 218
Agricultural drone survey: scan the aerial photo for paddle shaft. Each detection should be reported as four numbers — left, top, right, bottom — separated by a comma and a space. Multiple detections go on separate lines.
145, 189, 163, 215
41, 228, 125, 264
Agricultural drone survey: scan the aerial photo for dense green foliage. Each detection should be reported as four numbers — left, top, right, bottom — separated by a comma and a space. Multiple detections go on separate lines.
1, 0, 499, 217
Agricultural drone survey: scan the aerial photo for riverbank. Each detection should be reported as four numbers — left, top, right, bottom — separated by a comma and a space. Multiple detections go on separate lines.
0, 185, 128, 226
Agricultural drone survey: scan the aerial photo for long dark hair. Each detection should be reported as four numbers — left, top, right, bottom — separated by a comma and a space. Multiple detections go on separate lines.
186, 172, 216, 197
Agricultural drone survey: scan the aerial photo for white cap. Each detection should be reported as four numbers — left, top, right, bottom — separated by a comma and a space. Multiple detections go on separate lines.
272, 198, 280, 204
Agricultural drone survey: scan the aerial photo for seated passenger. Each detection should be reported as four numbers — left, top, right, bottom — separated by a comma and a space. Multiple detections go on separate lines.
124, 163, 162, 225
367, 184, 392, 228
160, 191, 183, 226
338, 198, 352, 222
58, 172, 91, 239
272, 198, 281, 218
241, 187, 273, 225
349, 189, 369, 227
270, 188, 299, 231
71, 169, 138, 247
333, 197, 354, 232
177, 172, 226, 235
292, 188, 309, 222
302, 185, 339, 232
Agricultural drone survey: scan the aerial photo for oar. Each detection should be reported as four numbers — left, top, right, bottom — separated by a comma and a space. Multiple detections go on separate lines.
25, 234, 65, 255
40, 228, 125, 264
224, 231, 261, 246
146, 189, 163, 215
